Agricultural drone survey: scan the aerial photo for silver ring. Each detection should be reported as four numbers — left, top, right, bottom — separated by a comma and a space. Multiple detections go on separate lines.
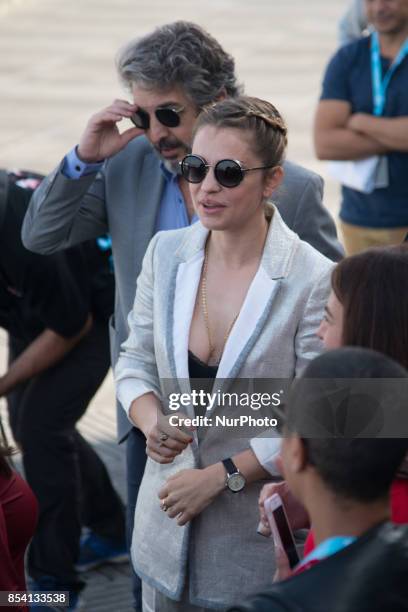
158, 432, 170, 447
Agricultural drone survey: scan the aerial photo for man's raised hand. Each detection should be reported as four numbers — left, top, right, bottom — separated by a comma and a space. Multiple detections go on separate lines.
77, 99, 143, 163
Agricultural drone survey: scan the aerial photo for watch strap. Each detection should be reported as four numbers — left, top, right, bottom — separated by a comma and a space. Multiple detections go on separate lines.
222, 458, 238, 477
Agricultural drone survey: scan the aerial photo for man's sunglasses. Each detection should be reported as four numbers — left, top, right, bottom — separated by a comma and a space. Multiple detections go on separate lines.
180, 154, 275, 188
130, 106, 184, 130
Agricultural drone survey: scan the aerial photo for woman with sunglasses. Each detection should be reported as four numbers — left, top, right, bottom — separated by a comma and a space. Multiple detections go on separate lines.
115, 96, 333, 611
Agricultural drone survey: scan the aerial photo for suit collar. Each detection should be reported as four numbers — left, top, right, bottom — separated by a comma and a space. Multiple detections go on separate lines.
261, 205, 299, 279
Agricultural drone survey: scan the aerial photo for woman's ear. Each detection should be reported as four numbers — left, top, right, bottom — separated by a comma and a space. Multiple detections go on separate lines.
263, 165, 284, 200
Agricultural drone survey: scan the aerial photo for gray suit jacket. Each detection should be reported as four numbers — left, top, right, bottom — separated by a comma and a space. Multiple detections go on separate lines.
115, 208, 333, 608
22, 136, 343, 441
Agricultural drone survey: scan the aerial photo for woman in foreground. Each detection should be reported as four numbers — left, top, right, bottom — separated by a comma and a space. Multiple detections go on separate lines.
115, 96, 332, 611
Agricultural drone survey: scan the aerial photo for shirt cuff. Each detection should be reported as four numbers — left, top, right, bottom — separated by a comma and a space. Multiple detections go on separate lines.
62, 146, 104, 179
250, 435, 282, 476
116, 378, 161, 423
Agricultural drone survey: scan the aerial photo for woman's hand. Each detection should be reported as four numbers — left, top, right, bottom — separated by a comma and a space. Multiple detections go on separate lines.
158, 463, 226, 526
258, 480, 310, 536
145, 412, 194, 464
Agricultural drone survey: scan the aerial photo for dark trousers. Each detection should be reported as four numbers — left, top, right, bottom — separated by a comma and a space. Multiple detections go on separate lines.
7, 321, 126, 589
126, 427, 147, 611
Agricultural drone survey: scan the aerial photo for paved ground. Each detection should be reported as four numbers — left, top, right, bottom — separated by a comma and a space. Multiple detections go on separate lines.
0, 0, 347, 610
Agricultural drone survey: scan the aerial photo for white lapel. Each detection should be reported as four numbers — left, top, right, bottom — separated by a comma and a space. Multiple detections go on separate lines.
173, 252, 205, 382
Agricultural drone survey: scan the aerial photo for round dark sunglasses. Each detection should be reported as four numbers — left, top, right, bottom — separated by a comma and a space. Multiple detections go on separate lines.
180, 154, 275, 188
130, 106, 184, 130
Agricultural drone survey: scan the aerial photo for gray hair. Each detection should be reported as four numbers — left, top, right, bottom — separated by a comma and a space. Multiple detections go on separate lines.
116, 21, 242, 107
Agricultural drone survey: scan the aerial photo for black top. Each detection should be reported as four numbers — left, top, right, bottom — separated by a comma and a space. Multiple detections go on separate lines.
0, 175, 114, 343
227, 522, 408, 612
188, 350, 218, 380
188, 351, 217, 419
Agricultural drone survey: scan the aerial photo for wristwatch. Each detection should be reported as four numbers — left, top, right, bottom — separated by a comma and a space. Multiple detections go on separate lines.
222, 458, 246, 492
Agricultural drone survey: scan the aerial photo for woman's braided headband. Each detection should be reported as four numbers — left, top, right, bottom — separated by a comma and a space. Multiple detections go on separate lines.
246, 111, 287, 136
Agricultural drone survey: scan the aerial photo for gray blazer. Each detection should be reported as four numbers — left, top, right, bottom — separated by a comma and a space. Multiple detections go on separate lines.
115, 208, 333, 609
21, 136, 343, 441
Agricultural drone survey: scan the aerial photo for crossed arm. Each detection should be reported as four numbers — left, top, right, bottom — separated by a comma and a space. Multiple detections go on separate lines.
314, 99, 408, 160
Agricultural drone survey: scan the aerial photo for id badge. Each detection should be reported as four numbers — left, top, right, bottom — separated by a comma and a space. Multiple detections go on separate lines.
374, 155, 389, 189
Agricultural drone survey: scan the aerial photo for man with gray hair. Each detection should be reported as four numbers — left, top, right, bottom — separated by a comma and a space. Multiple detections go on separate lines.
22, 21, 343, 610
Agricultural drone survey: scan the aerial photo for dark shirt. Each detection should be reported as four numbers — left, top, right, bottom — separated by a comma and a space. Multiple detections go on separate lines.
0, 181, 113, 343
188, 351, 217, 419
188, 351, 218, 380
228, 522, 408, 612
321, 36, 408, 228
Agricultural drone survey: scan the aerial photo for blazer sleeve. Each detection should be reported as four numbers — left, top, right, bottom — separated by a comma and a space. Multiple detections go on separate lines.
294, 264, 333, 376
21, 161, 108, 254
249, 436, 282, 476
115, 233, 162, 418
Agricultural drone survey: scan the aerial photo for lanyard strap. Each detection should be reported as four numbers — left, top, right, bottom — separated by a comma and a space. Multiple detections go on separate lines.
371, 31, 408, 116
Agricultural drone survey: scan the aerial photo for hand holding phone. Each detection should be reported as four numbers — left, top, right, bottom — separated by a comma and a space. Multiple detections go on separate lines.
264, 493, 300, 570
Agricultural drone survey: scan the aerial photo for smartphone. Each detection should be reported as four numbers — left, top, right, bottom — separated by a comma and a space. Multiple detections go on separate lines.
264, 493, 300, 569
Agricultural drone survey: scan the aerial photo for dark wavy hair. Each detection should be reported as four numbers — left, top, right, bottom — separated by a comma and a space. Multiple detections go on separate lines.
331, 244, 408, 369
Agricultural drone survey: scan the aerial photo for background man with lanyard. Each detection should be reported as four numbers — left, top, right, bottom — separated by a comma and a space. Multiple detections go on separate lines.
314, 0, 408, 255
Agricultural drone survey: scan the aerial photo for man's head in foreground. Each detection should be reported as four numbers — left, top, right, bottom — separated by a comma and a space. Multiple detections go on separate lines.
116, 21, 241, 167
281, 347, 408, 539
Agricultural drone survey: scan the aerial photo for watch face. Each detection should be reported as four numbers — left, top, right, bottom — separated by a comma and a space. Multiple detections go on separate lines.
227, 472, 245, 492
